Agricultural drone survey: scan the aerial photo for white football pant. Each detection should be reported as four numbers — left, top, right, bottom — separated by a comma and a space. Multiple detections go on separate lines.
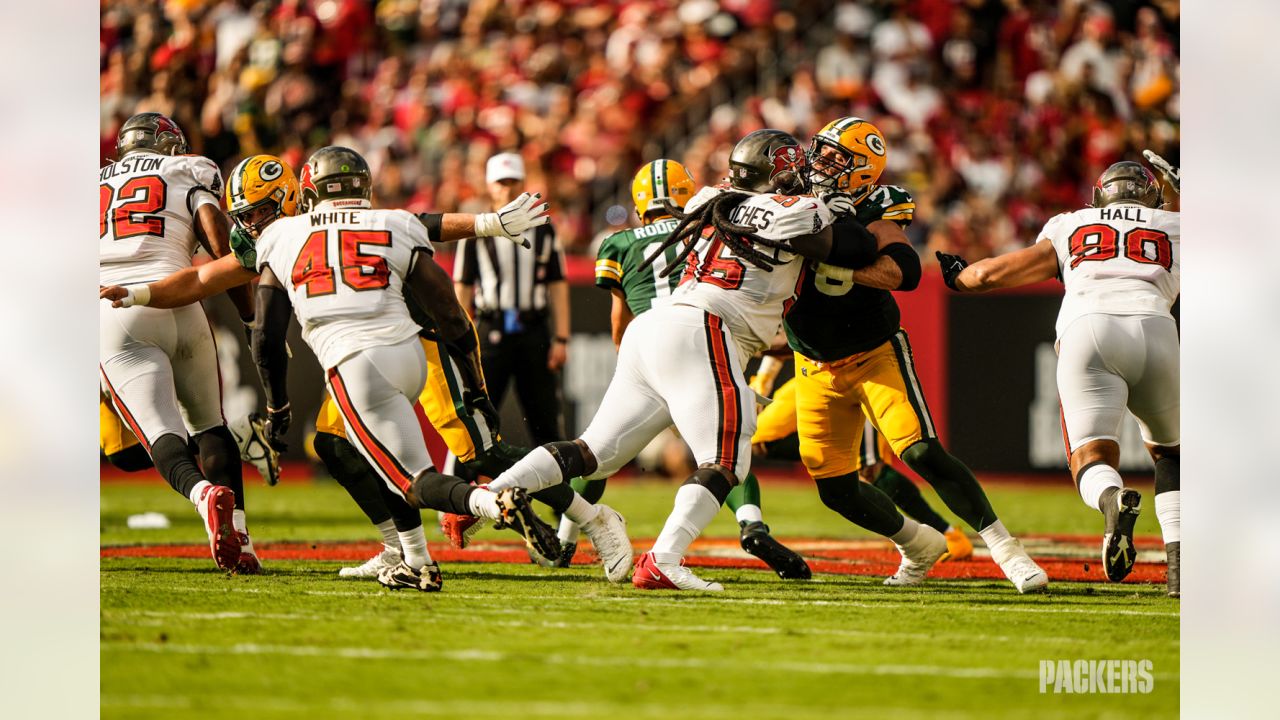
1057, 313, 1180, 452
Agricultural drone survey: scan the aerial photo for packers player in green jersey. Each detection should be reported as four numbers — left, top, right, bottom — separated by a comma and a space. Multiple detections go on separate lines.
556, 159, 811, 579
781, 117, 1047, 592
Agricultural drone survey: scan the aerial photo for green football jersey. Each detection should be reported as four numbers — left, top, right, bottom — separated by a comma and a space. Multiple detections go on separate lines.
595, 217, 686, 315
784, 184, 916, 360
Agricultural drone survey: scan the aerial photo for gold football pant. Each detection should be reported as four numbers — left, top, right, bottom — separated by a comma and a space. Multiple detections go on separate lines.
100, 394, 141, 456
752, 377, 893, 470
792, 330, 937, 480
315, 337, 492, 463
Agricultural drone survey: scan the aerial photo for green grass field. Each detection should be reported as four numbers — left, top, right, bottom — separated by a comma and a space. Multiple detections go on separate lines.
101, 476, 1178, 719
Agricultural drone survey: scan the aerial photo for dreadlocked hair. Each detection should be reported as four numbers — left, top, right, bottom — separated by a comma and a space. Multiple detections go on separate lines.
638, 191, 795, 278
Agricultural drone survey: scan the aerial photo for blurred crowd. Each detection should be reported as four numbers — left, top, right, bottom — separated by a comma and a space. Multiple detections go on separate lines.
101, 0, 1179, 260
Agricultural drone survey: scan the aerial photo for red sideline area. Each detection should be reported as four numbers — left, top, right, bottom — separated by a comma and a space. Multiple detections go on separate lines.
101, 534, 1167, 584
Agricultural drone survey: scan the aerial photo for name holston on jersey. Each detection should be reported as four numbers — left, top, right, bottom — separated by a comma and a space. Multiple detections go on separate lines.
99, 154, 165, 180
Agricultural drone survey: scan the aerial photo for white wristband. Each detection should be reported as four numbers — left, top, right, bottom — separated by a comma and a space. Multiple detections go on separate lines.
130, 285, 152, 307
473, 212, 501, 238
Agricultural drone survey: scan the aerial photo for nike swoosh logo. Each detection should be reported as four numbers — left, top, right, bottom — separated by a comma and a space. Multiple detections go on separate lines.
647, 568, 663, 581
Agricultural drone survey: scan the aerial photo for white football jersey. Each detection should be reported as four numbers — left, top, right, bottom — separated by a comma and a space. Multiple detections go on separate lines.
255, 202, 433, 369
1043, 204, 1180, 338
99, 152, 223, 285
671, 187, 833, 360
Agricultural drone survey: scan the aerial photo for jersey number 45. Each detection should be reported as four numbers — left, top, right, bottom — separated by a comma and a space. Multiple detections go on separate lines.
292, 229, 392, 297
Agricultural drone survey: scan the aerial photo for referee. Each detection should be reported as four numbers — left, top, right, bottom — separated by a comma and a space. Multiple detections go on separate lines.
453, 152, 570, 446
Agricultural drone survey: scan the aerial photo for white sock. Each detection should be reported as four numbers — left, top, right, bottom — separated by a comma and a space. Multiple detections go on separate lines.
188, 480, 212, 506
978, 519, 1021, 565
557, 514, 581, 544
467, 488, 501, 520
485, 446, 563, 493
398, 527, 432, 568
1078, 463, 1123, 513
563, 492, 600, 525
1155, 490, 1180, 544
734, 503, 763, 525
889, 515, 920, 546
651, 484, 722, 564
374, 519, 400, 553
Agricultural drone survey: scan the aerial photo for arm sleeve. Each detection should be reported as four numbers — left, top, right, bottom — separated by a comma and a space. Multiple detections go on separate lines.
594, 232, 625, 291
251, 285, 292, 410
542, 225, 565, 282
453, 238, 478, 284
185, 157, 224, 214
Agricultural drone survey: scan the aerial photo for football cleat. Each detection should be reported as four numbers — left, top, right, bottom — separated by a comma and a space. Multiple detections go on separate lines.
884, 524, 947, 587
377, 561, 443, 592
228, 413, 280, 486
940, 526, 974, 562
495, 488, 561, 564
339, 548, 403, 579
739, 521, 811, 579
234, 532, 263, 575
1166, 541, 1180, 598
554, 541, 578, 568
440, 512, 484, 550
997, 549, 1049, 594
581, 505, 633, 582
195, 485, 241, 571
1101, 488, 1143, 582
632, 552, 723, 592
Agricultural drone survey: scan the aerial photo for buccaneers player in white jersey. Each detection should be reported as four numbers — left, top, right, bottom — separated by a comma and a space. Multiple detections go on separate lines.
99, 112, 259, 573
938, 157, 1181, 597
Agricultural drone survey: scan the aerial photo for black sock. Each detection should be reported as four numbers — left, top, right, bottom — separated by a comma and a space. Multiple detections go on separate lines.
571, 477, 607, 504
375, 476, 422, 532
150, 433, 206, 499
314, 432, 392, 525
901, 439, 997, 531
106, 444, 154, 473
1154, 456, 1180, 495
873, 466, 950, 533
195, 426, 245, 510
412, 471, 479, 515
531, 481, 574, 514
814, 472, 905, 537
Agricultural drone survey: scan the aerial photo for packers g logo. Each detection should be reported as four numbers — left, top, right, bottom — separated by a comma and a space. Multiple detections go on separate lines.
865, 134, 886, 156
259, 161, 283, 181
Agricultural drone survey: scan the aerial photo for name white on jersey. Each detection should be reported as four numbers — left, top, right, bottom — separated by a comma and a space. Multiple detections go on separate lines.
255, 205, 433, 369
99, 152, 223, 285
1043, 204, 1180, 338
671, 188, 833, 360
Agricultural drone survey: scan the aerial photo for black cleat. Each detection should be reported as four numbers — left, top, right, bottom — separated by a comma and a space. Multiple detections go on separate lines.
1166, 541, 1180, 598
377, 561, 443, 592
554, 541, 577, 569
740, 521, 811, 580
497, 488, 562, 564
1101, 487, 1142, 582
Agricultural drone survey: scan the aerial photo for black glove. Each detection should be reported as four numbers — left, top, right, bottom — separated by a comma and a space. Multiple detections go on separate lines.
265, 403, 291, 451
935, 251, 969, 291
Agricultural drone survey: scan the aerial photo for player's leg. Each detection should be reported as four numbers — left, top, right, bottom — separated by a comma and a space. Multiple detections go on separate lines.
1125, 315, 1181, 596
1058, 315, 1142, 584
633, 312, 750, 591
100, 304, 240, 571
511, 328, 566, 446
734, 378, 810, 579
100, 394, 154, 472
170, 305, 259, 573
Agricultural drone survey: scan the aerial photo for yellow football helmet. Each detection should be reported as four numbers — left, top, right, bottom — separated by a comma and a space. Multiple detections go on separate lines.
226, 154, 300, 236
808, 117, 887, 204
631, 159, 695, 221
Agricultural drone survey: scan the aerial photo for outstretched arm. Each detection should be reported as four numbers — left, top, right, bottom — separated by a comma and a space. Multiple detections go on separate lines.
941, 240, 1059, 293
193, 204, 255, 321
807, 218, 921, 292
99, 253, 257, 308
417, 192, 550, 247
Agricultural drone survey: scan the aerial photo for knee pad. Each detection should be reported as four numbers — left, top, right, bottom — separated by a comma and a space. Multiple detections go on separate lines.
1154, 456, 1179, 494
546, 440, 598, 479
684, 464, 735, 505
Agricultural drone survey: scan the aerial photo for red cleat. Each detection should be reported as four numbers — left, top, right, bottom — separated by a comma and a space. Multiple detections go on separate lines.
196, 485, 241, 571
440, 513, 482, 549
632, 552, 679, 590
235, 532, 263, 575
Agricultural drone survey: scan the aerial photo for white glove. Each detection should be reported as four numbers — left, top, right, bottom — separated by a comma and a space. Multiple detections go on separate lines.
1142, 150, 1180, 193
822, 192, 857, 217
474, 192, 550, 248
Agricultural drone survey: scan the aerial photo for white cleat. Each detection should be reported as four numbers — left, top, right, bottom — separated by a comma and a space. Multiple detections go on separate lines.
884, 524, 948, 586
339, 548, 403, 579
580, 504, 633, 583
997, 545, 1049, 594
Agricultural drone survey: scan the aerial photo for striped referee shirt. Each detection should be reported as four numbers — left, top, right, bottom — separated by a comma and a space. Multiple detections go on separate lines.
453, 224, 565, 314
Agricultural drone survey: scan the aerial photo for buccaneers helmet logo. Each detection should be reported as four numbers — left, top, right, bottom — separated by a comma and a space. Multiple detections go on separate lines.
299, 162, 317, 196
769, 145, 804, 181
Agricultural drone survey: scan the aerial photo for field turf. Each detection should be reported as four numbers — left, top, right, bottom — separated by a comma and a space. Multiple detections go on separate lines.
101, 474, 1179, 719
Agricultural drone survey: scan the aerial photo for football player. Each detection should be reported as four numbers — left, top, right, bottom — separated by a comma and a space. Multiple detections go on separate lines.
779, 117, 1047, 593
748, 356, 973, 561
485, 129, 948, 591
99, 112, 258, 573
937, 156, 1181, 597
562, 158, 810, 580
